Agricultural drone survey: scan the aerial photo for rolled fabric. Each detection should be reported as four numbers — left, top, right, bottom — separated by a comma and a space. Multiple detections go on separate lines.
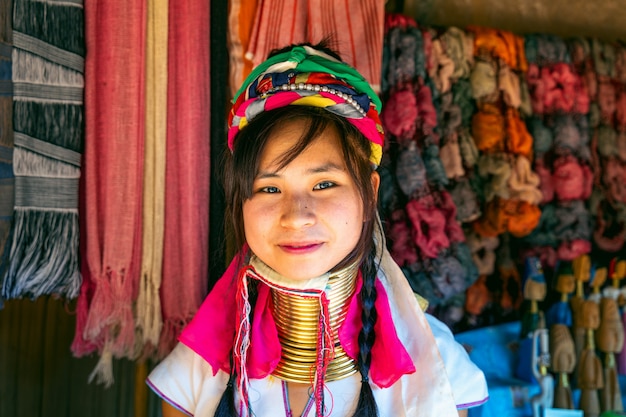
472, 102, 505, 153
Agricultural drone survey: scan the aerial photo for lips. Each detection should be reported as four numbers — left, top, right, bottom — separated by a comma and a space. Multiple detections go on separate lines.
278, 242, 323, 254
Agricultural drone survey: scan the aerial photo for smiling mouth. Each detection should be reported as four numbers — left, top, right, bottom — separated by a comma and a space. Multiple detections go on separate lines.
279, 243, 322, 253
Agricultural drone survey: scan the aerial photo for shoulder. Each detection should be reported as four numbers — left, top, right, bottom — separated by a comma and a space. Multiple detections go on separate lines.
147, 343, 229, 416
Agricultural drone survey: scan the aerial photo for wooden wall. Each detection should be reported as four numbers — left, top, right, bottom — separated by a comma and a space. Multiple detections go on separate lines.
0, 296, 162, 417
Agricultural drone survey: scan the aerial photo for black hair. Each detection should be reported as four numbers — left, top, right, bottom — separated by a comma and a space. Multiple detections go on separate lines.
216, 43, 381, 417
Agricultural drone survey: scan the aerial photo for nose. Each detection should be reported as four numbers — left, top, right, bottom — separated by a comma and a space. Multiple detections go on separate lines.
280, 195, 315, 229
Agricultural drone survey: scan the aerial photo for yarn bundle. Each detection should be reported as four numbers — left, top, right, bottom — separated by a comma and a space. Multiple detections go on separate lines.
522, 35, 594, 271
381, 15, 478, 329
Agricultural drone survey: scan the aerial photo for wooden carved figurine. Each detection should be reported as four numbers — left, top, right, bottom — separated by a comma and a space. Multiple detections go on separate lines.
571, 255, 592, 365
597, 259, 625, 412
522, 256, 547, 338
550, 323, 576, 409
578, 267, 606, 417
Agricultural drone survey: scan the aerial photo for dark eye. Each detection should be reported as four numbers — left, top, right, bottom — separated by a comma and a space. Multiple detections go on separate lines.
260, 186, 280, 193
313, 181, 335, 190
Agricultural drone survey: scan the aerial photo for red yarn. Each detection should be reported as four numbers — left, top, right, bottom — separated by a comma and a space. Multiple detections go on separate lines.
556, 239, 591, 261
405, 196, 450, 258
534, 159, 554, 204
552, 155, 586, 201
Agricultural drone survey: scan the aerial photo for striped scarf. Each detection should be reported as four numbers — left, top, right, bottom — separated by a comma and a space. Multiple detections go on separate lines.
2, 0, 84, 300
0, 0, 12, 300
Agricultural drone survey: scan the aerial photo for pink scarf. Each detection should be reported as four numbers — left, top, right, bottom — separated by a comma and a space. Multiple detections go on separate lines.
157, 0, 210, 359
179, 252, 416, 389
72, 0, 146, 385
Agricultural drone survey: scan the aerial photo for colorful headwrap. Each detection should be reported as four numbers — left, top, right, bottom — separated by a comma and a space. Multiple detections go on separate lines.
228, 45, 385, 166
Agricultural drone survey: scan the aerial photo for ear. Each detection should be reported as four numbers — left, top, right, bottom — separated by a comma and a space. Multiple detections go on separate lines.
370, 171, 380, 202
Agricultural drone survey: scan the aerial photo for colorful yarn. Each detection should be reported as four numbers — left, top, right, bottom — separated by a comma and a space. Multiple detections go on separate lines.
469, 59, 498, 102
473, 197, 541, 238
382, 86, 418, 142
422, 144, 449, 187
388, 209, 418, 267
466, 231, 499, 276
405, 194, 450, 258
499, 65, 522, 108
591, 39, 616, 78
449, 178, 481, 223
552, 155, 593, 201
477, 154, 511, 202
395, 141, 427, 196
442, 27, 474, 80
534, 158, 555, 204
524, 34, 571, 66
472, 102, 505, 153
592, 197, 626, 252
383, 16, 425, 88
523, 203, 559, 247
526, 116, 554, 156
553, 200, 593, 242
457, 128, 479, 168
552, 114, 591, 161
439, 133, 465, 179
428, 37, 455, 93
452, 78, 476, 126
508, 155, 542, 205
469, 26, 527, 72
505, 107, 533, 157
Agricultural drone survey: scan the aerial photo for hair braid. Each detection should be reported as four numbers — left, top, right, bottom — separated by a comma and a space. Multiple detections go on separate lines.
213, 275, 260, 417
351, 248, 380, 417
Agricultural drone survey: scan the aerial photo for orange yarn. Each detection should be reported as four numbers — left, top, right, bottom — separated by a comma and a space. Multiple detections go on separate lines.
505, 108, 533, 158
465, 275, 491, 316
473, 197, 541, 238
472, 102, 505, 153
469, 26, 527, 71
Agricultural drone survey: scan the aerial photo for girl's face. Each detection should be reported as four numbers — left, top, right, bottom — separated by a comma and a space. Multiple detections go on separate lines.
242, 118, 379, 281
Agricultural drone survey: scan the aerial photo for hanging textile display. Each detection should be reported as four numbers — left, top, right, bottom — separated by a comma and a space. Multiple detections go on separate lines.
72, 0, 146, 385
230, 0, 385, 94
0, 0, 13, 296
3, 0, 84, 300
135, 0, 168, 356
157, 0, 210, 359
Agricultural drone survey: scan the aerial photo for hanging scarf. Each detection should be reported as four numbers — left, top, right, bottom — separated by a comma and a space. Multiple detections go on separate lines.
157, 0, 210, 358
72, 0, 146, 386
243, 0, 384, 93
4, 0, 84, 300
136, 0, 168, 354
0, 0, 12, 294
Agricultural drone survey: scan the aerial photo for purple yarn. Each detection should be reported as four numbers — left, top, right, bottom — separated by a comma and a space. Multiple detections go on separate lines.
396, 141, 428, 196
553, 200, 593, 241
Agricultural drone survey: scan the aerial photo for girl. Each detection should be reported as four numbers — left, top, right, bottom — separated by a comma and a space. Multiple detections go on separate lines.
147, 43, 488, 417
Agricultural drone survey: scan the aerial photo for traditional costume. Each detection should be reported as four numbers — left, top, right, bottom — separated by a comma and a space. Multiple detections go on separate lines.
147, 44, 488, 416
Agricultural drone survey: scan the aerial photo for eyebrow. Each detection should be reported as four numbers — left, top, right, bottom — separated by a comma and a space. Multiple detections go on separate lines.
256, 162, 346, 179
